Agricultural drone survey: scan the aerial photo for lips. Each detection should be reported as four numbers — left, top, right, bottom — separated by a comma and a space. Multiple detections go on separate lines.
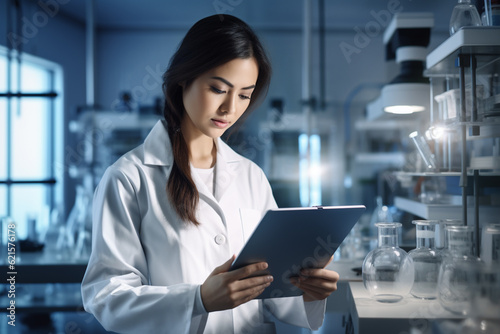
211, 119, 229, 128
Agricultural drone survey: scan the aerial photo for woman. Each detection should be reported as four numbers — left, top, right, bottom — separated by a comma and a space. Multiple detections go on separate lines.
81, 14, 339, 334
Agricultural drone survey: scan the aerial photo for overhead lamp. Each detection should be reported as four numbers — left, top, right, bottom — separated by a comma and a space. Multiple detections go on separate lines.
367, 13, 434, 118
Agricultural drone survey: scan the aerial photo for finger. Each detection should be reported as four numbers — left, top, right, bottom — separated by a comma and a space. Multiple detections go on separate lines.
235, 274, 273, 291
290, 279, 333, 300
228, 261, 269, 280
233, 280, 272, 303
300, 268, 339, 282
324, 255, 334, 267
211, 255, 236, 275
293, 278, 337, 293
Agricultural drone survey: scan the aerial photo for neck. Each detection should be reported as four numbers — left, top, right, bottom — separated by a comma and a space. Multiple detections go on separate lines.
181, 119, 216, 169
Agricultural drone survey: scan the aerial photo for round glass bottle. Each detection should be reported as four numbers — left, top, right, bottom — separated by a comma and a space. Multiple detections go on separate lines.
438, 226, 481, 315
458, 262, 500, 334
409, 220, 441, 300
362, 223, 414, 303
449, 0, 482, 35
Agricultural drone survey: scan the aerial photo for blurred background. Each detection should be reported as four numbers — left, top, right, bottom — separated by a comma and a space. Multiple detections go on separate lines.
1, 0, 499, 333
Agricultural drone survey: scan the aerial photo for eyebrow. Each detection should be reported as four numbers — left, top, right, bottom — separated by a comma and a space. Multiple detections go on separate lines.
210, 76, 255, 90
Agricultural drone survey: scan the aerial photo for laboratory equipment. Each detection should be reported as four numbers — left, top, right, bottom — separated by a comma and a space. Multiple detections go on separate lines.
458, 262, 500, 333
409, 131, 437, 170
438, 226, 481, 315
362, 222, 414, 303
480, 224, 500, 265
408, 220, 441, 300
66, 110, 159, 260
449, 0, 481, 35
436, 219, 464, 250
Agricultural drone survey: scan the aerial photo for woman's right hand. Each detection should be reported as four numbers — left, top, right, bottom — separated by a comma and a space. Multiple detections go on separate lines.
200, 255, 273, 312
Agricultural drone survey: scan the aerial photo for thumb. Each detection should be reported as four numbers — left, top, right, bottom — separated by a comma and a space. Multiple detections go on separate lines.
324, 255, 334, 268
210, 254, 236, 275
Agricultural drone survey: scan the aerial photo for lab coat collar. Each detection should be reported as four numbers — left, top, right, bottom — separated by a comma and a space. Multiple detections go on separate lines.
142, 120, 244, 226
143, 120, 174, 166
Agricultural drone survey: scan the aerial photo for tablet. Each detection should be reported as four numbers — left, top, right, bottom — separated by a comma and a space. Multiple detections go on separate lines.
230, 205, 365, 299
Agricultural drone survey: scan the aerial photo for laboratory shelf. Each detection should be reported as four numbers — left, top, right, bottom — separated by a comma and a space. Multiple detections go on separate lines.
431, 119, 500, 139
0, 252, 88, 283
394, 196, 500, 221
0, 284, 83, 313
354, 119, 417, 131
425, 27, 500, 77
354, 152, 405, 164
394, 171, 500, 177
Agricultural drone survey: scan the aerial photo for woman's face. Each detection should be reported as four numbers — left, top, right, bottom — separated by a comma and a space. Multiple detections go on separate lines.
181, 57, 259, 139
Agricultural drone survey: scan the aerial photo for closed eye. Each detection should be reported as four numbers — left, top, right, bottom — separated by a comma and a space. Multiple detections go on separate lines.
210, 86, 225, 94
239, 94, 251, 100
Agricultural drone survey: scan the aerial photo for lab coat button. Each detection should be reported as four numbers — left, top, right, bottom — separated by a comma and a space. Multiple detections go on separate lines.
214, 234, 226, 245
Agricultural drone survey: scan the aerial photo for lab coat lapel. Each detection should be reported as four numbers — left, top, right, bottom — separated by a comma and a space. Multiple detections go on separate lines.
214, 138, 240, 202
143, 120, 173, 167
143, 123, 240, 227
191, 138, 240, 227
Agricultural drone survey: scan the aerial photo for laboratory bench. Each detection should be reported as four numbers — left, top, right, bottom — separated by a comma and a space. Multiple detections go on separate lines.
0, 254, 468, 334
322, 260, 467, 334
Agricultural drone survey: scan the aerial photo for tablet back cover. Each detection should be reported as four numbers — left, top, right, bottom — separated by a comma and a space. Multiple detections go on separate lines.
230, 205, 365, 299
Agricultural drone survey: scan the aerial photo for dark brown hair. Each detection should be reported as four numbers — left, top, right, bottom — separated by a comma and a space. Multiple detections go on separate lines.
162, 14, 272, 225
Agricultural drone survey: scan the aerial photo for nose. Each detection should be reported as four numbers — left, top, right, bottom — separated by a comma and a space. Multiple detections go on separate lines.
220, 92, 237, 114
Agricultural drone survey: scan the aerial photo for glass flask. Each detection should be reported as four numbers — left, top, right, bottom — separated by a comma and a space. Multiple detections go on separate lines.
409, 220, 442, 300
480, 224, 500, 265
66, 180, 93, 260
449, 0, 482, 35
362, 223, 414, 303
458, 262, 500, 334
438, 226, 481, 315
436, 219, 463, 250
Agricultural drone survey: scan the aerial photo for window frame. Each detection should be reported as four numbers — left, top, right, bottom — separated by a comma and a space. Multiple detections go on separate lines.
0, 45, 64, 234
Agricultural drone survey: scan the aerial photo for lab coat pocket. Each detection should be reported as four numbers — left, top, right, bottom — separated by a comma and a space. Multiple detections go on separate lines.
238, 208, 262, 243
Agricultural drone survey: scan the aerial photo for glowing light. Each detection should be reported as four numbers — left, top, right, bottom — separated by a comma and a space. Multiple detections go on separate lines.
384, 105, 425, 114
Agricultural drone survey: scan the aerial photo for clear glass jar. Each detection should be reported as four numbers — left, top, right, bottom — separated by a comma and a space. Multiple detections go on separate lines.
362, 222, 414, 303
449, 0, 482, 35
438, 226, 481, 315
436, 219, 463, 250
458, 262, 500, 333
409, 220, 441, 300
480, 224, 500, 265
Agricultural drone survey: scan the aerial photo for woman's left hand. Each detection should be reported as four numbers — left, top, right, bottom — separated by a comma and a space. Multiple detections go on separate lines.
289, 256, 339, 302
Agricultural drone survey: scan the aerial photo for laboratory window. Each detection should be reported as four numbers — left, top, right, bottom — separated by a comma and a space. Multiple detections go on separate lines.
0, 46, 64, 240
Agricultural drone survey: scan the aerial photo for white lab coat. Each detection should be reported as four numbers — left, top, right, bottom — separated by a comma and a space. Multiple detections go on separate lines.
81, 120, 326, 334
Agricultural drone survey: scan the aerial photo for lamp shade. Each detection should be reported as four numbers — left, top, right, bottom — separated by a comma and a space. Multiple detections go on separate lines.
382, 82, 430, 114
367, 13, 434, 117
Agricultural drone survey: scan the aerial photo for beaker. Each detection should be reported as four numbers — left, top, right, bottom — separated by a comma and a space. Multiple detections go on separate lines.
438, 226, 481, 315
481, 224, 500, 265
409, 220, 442, 300
436, 219, 464, 250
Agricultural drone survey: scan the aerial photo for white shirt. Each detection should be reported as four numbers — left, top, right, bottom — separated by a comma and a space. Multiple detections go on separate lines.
81, 120, 326, 334
192, 165, 215, 196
